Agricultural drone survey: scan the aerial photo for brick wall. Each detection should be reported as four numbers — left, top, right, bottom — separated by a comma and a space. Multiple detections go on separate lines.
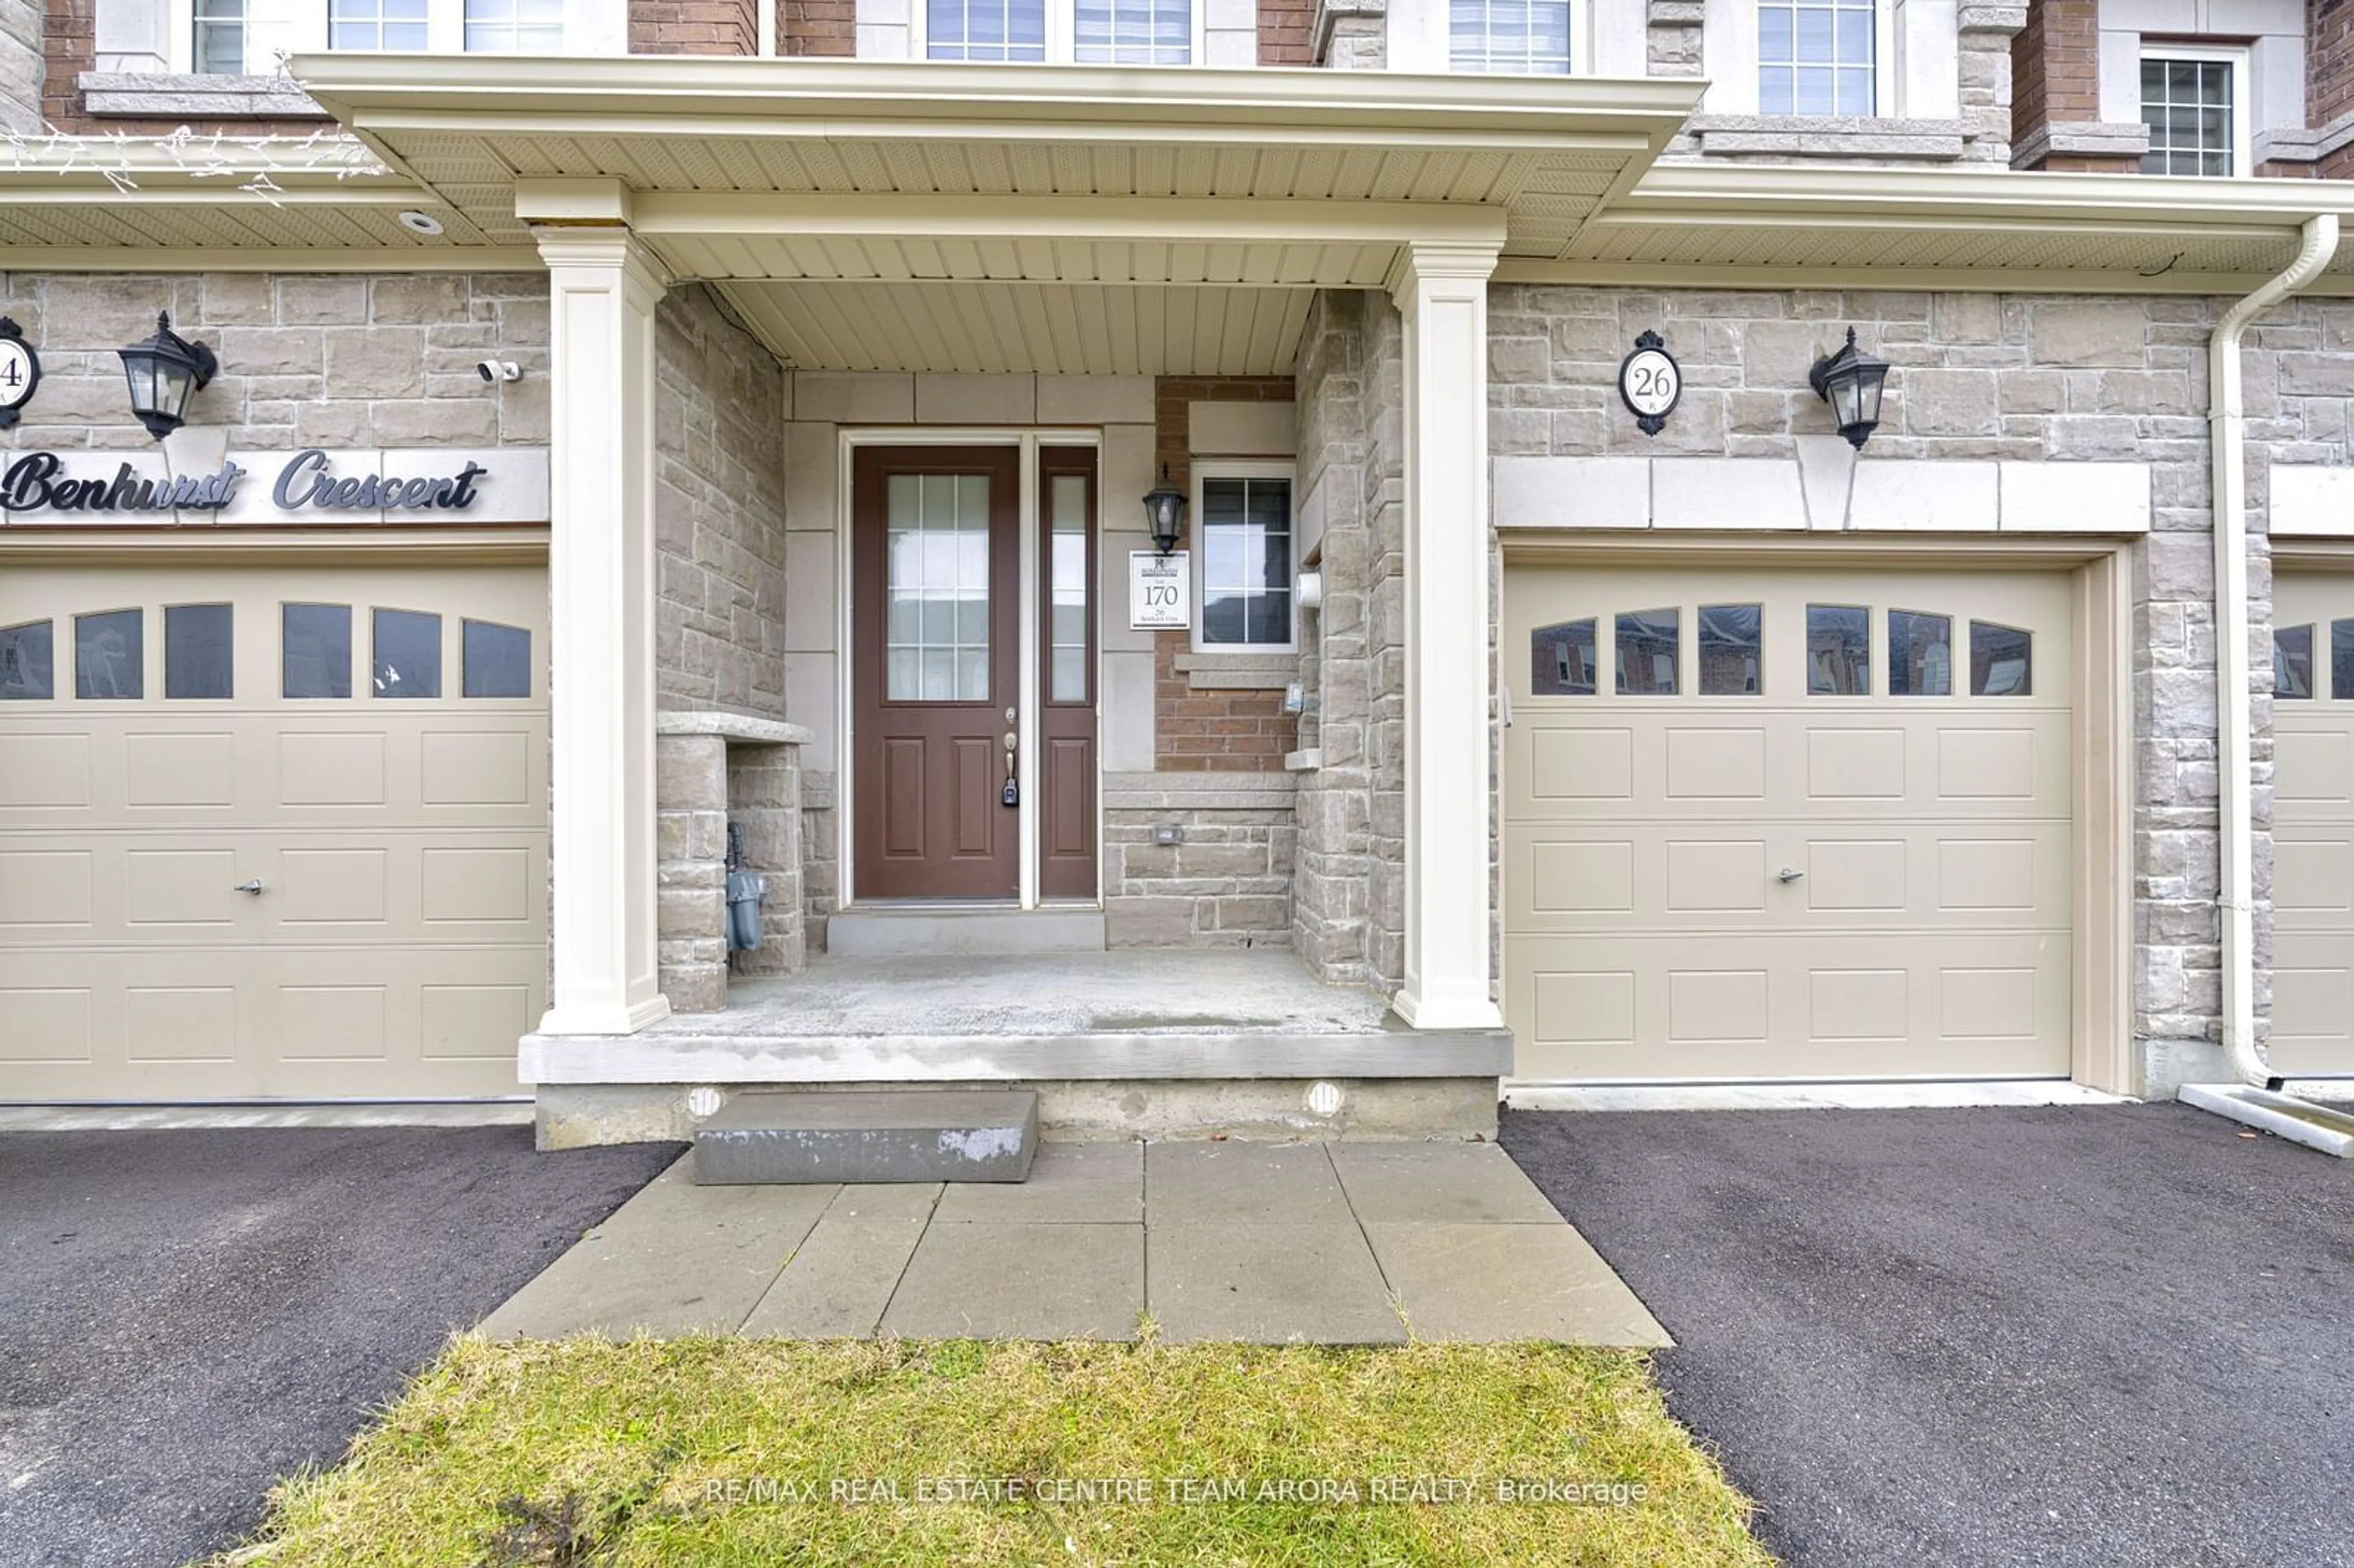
2313, 0, 2354, 177
0, 271, 547, 452
782, 0, 854, 55
1259, 0, 1314, 64
630, 0, 759, 53
2011, 0, 2135, 172
652, 284, 791, 722
1152, 373, 1302, 772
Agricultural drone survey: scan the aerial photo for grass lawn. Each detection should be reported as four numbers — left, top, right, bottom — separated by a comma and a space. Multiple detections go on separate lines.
216, 1336, 1769, 1567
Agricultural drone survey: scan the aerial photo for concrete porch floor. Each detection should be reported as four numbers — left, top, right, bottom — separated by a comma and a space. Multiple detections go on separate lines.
672, 949, 1405, 1038
476, 1140, 1667, 1347
523, 951, 1514, 1146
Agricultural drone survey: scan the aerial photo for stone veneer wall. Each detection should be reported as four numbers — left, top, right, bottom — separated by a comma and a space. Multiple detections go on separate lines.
1646, 0, 1702, 77
0, 271, 547, 452
653, 284, 791, 721
1290, 290, 1409, 994
1103, 772, 1298, 946
1, 0, 39, 131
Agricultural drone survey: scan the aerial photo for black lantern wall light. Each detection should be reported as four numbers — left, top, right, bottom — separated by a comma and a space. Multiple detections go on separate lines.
117, 311, 218, 440
1808, 326, 1891, 450
1141, 464, 1187, 556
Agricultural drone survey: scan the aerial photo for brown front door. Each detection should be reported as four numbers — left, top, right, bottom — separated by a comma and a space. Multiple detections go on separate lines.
851, 446, 1021, 899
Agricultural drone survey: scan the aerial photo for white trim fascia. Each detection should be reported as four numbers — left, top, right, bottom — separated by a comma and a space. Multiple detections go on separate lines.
288, 53, 1707, 138
1492, 259, 2354, 297
618, 192, 1512, 248
1616, 161, 2354, 223
0, 245, 544, 272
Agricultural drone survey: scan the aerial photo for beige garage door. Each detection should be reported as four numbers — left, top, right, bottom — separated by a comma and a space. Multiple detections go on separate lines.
2271, 573, 2354, 1079
1504, 564, 2074, 1082
0, 563, 548, 1100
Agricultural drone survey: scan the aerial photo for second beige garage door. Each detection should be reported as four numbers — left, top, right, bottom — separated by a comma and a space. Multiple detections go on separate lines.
2271, 571, 2354, 1079
1504, 565, 2074, 1083
0, 563, 548, 1101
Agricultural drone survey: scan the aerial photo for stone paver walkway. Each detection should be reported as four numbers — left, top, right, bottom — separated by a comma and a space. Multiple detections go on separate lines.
478, 1140, 1667, 1345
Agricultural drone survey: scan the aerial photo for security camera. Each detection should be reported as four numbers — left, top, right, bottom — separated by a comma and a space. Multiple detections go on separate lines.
476, 360, 522, 383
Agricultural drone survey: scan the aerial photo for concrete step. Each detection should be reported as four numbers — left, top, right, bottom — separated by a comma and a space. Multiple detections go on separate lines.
693, 1089, 1040, 1185
825, 907, 1106, 957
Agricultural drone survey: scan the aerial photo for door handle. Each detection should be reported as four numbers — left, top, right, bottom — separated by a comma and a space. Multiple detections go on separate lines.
1775, 867, 1804, 884
232, 879, 264, 894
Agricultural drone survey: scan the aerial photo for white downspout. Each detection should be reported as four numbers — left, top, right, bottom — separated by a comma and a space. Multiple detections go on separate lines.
2207, 212, 2338, 1087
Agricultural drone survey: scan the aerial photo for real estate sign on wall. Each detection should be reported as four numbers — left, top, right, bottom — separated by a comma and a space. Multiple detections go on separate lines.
1129, 550, 1189, 630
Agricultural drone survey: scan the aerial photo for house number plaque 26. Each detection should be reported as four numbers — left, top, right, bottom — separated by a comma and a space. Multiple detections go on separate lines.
1618, 329, 1680, 438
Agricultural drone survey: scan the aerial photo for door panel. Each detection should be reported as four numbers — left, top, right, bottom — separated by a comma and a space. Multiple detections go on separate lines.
1504, 564, 2074, 1082
2271, 573, 2354, 1076
1039, 448, 1099, 899
851, 446, 1021, 899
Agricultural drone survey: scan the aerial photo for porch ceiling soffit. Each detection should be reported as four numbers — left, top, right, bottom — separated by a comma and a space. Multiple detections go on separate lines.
0, 139, 526, 263
711, 277, 1316, 375
289, 56, 1703, 267
1529, 163, 2354, 294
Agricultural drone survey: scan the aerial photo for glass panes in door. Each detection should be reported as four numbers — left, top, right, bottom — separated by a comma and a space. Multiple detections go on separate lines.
1807, 604, 1870, 694
1049, 473, 1089, 702
886, 473, 993, 702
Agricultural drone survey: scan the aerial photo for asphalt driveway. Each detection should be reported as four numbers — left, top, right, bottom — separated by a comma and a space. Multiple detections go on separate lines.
1502, 1102, 2354, 1568
0, 1126, 678, 1568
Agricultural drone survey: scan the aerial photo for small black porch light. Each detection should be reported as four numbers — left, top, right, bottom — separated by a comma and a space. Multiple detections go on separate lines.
117, 311, 218, 441
1808, 326, 1891, 450
1141, 464, 1188, 556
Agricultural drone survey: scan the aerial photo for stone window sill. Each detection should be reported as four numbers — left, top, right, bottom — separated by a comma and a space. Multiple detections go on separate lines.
2255, 112, 2354, 169
78, 72, 329, 119
2013, 121, 2150, 167
1685, 115, 1973, 161
1171, 651, 1296, 691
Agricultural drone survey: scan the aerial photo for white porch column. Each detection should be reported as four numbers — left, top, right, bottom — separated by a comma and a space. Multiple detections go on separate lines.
1388, 239, 1506, 1032
533, 225, 672, 1035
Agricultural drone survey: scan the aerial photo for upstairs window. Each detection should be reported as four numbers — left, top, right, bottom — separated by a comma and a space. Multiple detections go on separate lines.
1759, 0, 1875, 116
924, 0, 1195, 63
463, 0, 565, 51
928, 0, 1047, 60
330, 0, 427, 49
1076, 0, 1190, 63
2141, 51, 2244, 177
192, 0, 246, 73
1451, 0, 1571, 75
